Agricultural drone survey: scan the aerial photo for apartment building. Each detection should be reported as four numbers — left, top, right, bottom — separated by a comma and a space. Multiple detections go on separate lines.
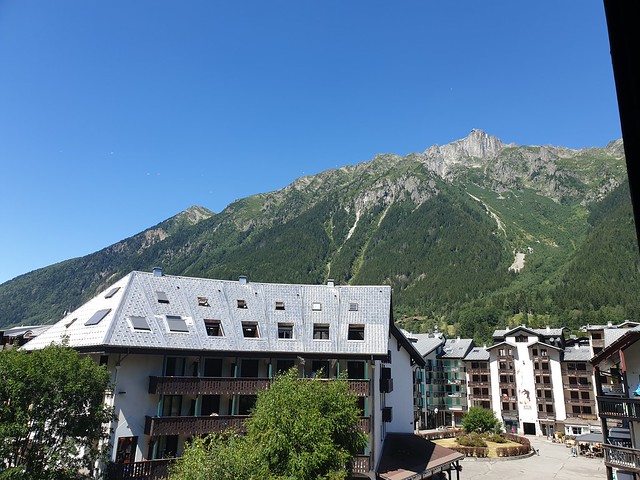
592, 325, 640, 480
464, 346, 492, 411
23, 270, 432, 479
410, 332, 446, 429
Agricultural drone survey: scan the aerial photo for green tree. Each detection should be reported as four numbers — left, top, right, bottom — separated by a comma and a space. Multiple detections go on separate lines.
0, 344, 112, 479
461, 406, 502, 434
171, 369, 367, 480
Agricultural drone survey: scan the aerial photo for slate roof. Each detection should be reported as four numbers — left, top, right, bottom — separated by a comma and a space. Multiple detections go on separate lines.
464, 346, 490, 361
411, 333, 445, 357
562, 345, 592, 362
439, 338, 474, 359
23, 271, 392, 357
604, 328, 631, 348
492, 326, 566, 338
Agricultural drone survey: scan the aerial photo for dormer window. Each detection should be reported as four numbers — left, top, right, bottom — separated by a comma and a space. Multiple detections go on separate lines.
349, 302, 358, 312
312, 302, 322, 311
313, 324, 330, 340
278, 323, 293, 339
348, 324, 365, 341
242, 322, 259, 338
516, 335, 528, 343
275, 301, 285, 311
237, 299, 247, 309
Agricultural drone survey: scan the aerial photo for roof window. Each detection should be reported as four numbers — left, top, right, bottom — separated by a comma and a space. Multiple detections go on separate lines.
85, 309, 111, 326
312, 302, 322, 311
348, 324, 365, 341
156, 291, 170, 304
242, 322, 259, 338
104, 287, 120, 299
275, 301, 285, 311
166, 315, 189, 333
237, 299, 247, 309
204, 319, 223, 337
198, 296, 210, 307
349, 302, 358, 312
278, 323, 293, 339
130, 316, 151, 331
313, 324, 330, 340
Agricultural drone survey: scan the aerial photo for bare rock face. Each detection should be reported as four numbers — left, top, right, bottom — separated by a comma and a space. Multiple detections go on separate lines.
420, 129, 507, 176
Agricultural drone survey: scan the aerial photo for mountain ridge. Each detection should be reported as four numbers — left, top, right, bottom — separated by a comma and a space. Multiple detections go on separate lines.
1, 130, 636, 342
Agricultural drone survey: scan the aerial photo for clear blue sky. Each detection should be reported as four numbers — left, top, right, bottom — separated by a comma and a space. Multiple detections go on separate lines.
0, 1, 622, 284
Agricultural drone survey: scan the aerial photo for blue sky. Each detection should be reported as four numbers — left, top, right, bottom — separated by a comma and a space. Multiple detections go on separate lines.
0, 1, 621, 284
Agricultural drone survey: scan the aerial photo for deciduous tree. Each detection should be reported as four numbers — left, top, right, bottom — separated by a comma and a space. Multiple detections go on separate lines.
0, 344, 112, 479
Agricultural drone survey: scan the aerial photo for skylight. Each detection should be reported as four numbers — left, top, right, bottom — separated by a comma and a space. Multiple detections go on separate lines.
157, 291, 170, 304
130, 316, 151, 331
85, 309, 111, 326
166, 315, 188, 332
104, 287, 120, 299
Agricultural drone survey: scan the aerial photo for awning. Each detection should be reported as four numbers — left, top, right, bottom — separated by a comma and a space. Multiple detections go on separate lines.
377, 433, 464, 480
575, 433, 603, 444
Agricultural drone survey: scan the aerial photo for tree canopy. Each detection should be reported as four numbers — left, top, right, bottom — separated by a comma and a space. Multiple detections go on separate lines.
0, 344, 112, 479
461, 406, 502, 434
170, 368, 367, 480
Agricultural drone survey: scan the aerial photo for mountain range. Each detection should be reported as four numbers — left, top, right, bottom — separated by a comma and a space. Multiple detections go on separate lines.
2, 130, 638, 343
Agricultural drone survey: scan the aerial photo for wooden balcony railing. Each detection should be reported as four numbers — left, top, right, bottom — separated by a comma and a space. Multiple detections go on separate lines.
565, 412, 597, 420
563, 383, 593, 390
598, 396, 640, 421
537, 412, 556, 419
106, 459, 173, 480
148, 376, 370, 397
144, 415, 372, 437
604, 444, 640, 473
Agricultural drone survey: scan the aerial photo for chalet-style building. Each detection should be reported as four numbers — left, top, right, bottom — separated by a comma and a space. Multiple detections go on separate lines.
23, 269, 465, 479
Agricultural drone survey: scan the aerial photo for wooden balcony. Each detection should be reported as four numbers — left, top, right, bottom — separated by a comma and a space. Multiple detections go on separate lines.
144, 415, 372, 437
467, 368, 490, 375
537, 412, 556, 419
565, 412, 598, 420
604, 444, 640, 473
563, 383, 593, 391
145, 415, 249, 436
148, 376, 370, 397
106, 459, 173, 480
598, 396, 640, 421
468, 393, 491, 401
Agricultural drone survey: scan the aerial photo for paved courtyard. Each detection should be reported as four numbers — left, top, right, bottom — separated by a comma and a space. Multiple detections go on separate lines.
459, 436, 606, 479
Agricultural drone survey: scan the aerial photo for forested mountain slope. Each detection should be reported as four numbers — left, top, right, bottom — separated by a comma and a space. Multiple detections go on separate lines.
1, 131, 636, 341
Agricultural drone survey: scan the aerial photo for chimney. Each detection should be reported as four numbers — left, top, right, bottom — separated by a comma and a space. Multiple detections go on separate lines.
546, 326, 551, 332
607, 321, 613, 328
327, 279, 335, 287
152, 267, 163, 277
239, 275, 248, 285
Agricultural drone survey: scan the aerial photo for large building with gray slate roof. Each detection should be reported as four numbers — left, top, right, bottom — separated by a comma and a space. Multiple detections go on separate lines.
23, 269, 430, 479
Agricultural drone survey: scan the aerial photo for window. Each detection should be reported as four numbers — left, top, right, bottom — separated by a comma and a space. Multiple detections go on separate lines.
198, 296, 210, 307
347, 361, 366, 379
348, 324, 365, 341
313, 324, 330, 340
105, 287, 120, 299
165, 357, 185, 376
85, 309, 111, 326
204, 319, 223, 336
544, 390, 552, 399
242, 322, 259, 338
130, 315, 151, 331
572, 405, 581, 413
581, 391, 590, 400
546, 404, 554, 413
237, 299, 247, 309
278, 323, 293, 339
567, 363, 576, 371
541, 362, 549, 371
312, 302, 322, 311
276, 359, 295, 373
583, 406, 592, 414
592, 333, 602, 340
166, 315, 188, 332
275, 301, 285, 311
532, 348, 538, 356
349, 302, 358, 311
576, 363, 587, 371
540, 349, 548, 357
240, 359, 259, 377
203, 358, 223, 377
156, 291, 170, 304
516, 335, 528, 342
498, 349, 506, 356
570, 391, 579, 399
162, 395, 182, 417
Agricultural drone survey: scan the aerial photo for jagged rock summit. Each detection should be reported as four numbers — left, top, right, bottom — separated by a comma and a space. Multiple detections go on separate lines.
420, 129, 509, 177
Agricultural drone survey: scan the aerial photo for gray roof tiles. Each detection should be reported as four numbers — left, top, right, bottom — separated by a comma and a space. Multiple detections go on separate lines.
439, 338, 474, 359
23, 272, 392, 357
463, 346, 490, 361
562, 345, 592, 362
411, 333, 446, 357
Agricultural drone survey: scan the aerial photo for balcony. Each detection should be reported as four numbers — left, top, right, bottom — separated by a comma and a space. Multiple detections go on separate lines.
352, 455, 371, 473
565, 412, 598, 420
148, 376, 370, 397
563, 383, 593, 391
537, 412, 556, 419
467, 368, 490, 374
467, 380, 489, 387
106, 459, 173, 480
598, 396, 640, 421
534, 382, 553, 388
469, 393, 491, 401
144, 415, 372, 437
604, 445, 640, 473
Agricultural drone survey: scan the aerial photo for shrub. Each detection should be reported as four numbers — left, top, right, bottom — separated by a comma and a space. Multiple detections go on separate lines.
456, 432, 487, 447
461, 406, 502, 434
485, 433, 507, 443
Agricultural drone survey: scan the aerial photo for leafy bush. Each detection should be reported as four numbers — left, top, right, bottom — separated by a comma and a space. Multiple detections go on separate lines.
456, 433, 487, 447
485, 433, 507, 443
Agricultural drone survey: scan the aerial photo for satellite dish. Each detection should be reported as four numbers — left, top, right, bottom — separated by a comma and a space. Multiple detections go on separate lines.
434, 408, 439, 414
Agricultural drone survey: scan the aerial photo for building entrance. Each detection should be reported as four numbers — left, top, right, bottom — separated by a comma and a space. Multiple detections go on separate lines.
523, 422, 536, 435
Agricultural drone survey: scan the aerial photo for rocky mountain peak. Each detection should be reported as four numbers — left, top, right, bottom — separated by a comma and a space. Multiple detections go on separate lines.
420, 129, 507, 177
